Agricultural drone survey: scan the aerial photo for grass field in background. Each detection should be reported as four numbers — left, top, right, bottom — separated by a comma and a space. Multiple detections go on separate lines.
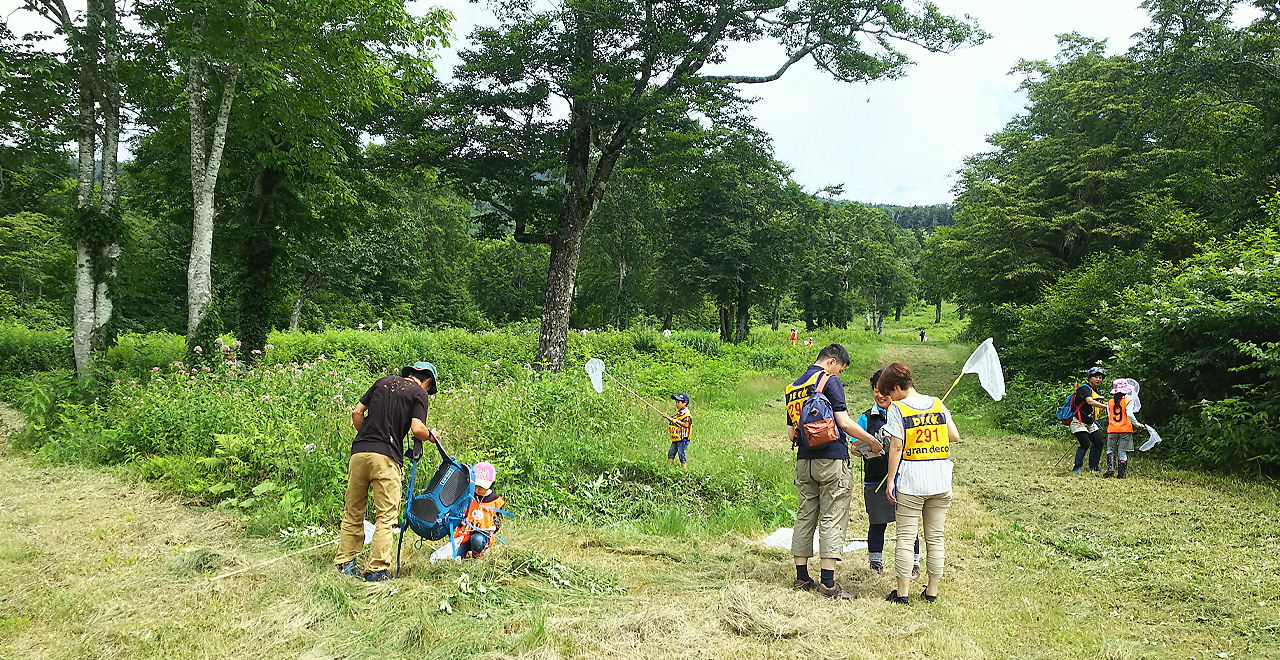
2, 340, 1277, 659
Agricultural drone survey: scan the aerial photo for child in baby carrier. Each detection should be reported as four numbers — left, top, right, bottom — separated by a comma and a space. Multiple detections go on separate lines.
454, 462, 506, 558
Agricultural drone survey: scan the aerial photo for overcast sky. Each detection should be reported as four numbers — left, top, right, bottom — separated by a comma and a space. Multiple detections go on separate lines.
431, 0, 1157, 205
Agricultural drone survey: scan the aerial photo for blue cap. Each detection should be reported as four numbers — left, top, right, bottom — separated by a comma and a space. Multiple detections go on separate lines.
401, 361, 439, 394
672, 392, 690, 403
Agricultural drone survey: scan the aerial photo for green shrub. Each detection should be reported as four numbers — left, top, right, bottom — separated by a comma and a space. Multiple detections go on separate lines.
102, 332, 187, 377
994, 376, 1071, 438
0, 324, 71, 374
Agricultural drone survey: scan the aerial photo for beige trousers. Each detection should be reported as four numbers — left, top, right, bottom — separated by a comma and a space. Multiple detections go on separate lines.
335, 452, 402, 573
791, 459, 853, 559
894, 490, 952, 581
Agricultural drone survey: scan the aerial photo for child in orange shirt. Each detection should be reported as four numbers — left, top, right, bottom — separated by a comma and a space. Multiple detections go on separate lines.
454, 462, 507, 558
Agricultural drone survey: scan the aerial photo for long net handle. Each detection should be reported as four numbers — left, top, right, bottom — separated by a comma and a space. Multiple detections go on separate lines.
941, 374, 964, 403
210, 538, 338, 582
605, 372, 667, 417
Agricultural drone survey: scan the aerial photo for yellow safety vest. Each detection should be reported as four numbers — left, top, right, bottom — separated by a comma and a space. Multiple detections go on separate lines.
785, 370, 825, 428
894, 397, 950, 462
669, 411, 691, 442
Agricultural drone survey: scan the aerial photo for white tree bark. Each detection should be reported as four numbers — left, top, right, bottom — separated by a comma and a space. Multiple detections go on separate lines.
94, 0, 121, 338
69, 0, 100, 379
185, 18, 240, 339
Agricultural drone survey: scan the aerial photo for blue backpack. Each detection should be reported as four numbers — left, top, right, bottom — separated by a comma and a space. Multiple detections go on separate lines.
798, 373, 841, 448
395, 442, 477, 575
1056, 384, 1084, 424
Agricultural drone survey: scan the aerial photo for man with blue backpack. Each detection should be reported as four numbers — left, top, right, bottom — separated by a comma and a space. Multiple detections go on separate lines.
336, 361, 442, 582
785, 344, 883, 600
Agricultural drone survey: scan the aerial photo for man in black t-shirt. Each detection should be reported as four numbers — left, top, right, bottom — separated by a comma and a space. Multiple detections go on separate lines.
335, 361, 441, 581
784, 344, 882, 600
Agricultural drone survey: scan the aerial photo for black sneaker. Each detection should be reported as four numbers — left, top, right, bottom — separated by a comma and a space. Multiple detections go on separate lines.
869, 563, 883, 575
817, 582, 855, 600
885, 590, 909, 605
911, 564, 920, 578
920, 589, 937, 603
364, 570, 394, 582
793, 578, 816, 591
337, 559, 359, 577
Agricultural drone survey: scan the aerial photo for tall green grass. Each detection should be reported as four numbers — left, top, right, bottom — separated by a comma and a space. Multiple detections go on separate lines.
9, 325, 880, 536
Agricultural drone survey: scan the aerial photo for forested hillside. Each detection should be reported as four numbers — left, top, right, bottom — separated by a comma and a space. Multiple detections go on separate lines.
2, 0, 1277, 473
924, 5, 1280, 473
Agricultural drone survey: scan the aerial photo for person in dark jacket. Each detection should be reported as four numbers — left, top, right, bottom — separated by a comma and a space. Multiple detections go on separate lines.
856, 369, 919, 575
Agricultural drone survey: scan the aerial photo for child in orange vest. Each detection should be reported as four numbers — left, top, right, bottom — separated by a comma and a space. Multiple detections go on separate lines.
454, 461, 506, 558
1104, 380, 1145, 479
665, 393, 692, 469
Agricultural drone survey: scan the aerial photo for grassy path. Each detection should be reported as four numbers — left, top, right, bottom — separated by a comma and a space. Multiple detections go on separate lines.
2, 341, 1278, 659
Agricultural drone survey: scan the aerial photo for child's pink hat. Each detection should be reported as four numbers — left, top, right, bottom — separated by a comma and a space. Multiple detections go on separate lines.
473, 462, 496, 489
1110, 380, 1133, 395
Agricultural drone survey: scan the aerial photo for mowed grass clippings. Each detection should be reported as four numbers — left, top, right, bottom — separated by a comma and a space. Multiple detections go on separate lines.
1, 341, 1278, 659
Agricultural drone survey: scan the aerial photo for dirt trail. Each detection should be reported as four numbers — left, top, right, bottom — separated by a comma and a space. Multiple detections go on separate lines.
2, 344, 1279, 660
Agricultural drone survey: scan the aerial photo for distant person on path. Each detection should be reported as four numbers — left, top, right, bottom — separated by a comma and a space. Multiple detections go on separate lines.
1104, 380, 1145, 479
880, 362, 960, 605
785, 344, 883, 600
665, 393, 693, 469
336, 361, 440, 582
1070, 367, 1109, 474
856, 369, 919, 576
790, 328, 798, 347
919, 329, 926, 342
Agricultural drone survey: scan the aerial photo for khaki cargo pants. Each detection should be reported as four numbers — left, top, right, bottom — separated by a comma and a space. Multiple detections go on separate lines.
791, 458, 853, 559
335, 452, 403, 573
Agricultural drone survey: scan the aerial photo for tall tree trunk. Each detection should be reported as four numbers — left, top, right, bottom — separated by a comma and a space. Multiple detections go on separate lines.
717, 304, 731, 342
93, 0, 121, 345
185, 17, 240, 344
958, 306, 965, 321
894, 305, 902, 322
734, 282, 750, 342
662, 311, 673, 332
935, 299, 942, 324
70, 0, 102, 380
770, 293, 782, 331
238, 166, 281, 361
290, 272, 316, 332
536, 201, 589, 370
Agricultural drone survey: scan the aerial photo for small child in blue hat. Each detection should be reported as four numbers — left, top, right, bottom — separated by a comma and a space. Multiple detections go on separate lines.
665, 393, 692, 469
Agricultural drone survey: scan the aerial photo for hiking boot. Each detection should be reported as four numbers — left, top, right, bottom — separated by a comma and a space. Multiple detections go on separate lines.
1071, 467, 1082, 474
817, 582, 855, 600
912, 564, 920, 578
336, 559, 360, 577
1117, 462, 1128, 479
793, 578, 816, 591
885, 590, 909, 605
364, 570, 394, 582
1102, 471, 1115, 478
869, 563, 882, 575
920, 589, 937, 603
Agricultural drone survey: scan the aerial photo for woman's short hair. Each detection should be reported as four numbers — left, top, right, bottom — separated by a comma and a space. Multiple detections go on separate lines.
876, 363, 913, 396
